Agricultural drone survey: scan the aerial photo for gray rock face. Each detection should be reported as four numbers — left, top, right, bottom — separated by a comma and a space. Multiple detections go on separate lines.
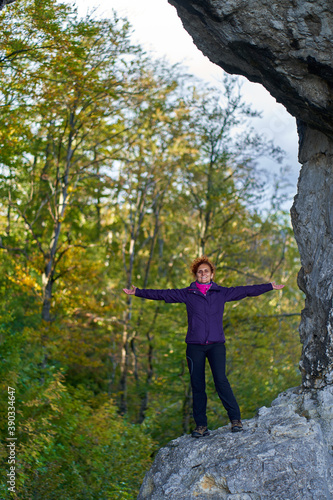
138, 385, 333, 499
291, 129, 333, 388
168, 0, 333, 138
168, 0, 333, 388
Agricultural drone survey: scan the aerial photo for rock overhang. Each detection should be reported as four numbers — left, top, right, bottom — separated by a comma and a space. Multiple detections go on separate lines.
168, 0, 333, 138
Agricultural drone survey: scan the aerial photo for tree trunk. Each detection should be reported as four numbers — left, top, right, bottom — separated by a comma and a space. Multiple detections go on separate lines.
41, 276, 54, 322
138, 334, 154, 424
119, 307, 131, 414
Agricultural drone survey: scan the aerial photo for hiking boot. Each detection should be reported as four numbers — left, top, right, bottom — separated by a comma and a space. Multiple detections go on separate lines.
191, 425, 210, 438
231, 420, 243, 433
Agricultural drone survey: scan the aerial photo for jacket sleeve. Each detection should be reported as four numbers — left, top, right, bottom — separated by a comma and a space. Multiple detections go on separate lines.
224, 283, 273, 302
135, 287, 187, 303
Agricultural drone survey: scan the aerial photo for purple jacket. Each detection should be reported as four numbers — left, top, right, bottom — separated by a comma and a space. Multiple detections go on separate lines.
135, 281, 273, 344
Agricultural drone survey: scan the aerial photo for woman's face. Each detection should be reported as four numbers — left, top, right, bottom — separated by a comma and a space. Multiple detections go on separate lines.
196, 263, 214, 284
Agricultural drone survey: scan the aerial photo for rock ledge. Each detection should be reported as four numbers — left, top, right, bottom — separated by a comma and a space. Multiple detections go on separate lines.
138, 385, 333, 499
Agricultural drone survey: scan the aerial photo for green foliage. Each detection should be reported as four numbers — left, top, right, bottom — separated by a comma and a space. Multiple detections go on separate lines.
0, 312, 155, 499
0, 0, 303, 497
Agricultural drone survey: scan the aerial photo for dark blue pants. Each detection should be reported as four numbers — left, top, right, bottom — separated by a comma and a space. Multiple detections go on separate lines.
186, 343, 241, 427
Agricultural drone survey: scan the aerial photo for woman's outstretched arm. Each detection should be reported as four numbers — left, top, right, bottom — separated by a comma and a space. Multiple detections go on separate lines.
224, 281, 284, 302
123, 285, 187, 303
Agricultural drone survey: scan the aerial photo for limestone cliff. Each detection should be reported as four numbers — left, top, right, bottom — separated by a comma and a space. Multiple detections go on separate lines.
167, 0, 333, 389
138, 385, 333, 499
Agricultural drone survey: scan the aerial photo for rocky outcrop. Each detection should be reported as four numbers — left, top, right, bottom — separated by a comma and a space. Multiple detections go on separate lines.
138, 385, 333, 499
291, 129, 333, 388
168, 0, 333, 138
168, 0, 333, 388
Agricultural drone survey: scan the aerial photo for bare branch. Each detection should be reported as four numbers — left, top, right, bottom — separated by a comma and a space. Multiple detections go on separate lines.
219, 265, 266, 283
10, 203, 46, 258
0, 238, 29, 259
53, 243, 89, 269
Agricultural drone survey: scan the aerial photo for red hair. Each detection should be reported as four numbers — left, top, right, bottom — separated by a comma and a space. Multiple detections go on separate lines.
190, 256, 215, 277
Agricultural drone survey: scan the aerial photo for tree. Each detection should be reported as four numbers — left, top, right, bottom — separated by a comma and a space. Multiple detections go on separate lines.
0, 0, 142, 321
179, 76, 285, 256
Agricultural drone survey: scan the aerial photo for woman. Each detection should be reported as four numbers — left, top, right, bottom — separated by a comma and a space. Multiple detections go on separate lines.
123, 256, 284, 437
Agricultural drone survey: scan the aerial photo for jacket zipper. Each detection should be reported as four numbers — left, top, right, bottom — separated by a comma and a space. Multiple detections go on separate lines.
189, 289, 210, 343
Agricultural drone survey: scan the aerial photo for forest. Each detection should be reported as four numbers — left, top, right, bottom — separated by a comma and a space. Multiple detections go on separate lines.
0, 0, 303, 498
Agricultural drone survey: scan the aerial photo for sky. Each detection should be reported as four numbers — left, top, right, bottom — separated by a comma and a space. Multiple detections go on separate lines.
75, 0, 301, 210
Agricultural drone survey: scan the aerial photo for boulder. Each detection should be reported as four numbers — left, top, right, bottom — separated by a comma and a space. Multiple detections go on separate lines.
138, 385, 333, 499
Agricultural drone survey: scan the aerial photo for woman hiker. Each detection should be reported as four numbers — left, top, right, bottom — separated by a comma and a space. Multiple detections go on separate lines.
123, 256, 284, 438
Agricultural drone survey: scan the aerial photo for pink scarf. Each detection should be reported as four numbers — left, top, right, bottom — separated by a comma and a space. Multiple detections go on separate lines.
196, 282, 212, 295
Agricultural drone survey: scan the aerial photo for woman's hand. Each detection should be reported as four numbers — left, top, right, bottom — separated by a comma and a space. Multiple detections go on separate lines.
271, 281, 285, 290
123, 285, 137, 295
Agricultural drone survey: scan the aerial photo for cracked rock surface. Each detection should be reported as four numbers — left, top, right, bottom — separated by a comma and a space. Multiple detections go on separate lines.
138, 386, 333, 499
